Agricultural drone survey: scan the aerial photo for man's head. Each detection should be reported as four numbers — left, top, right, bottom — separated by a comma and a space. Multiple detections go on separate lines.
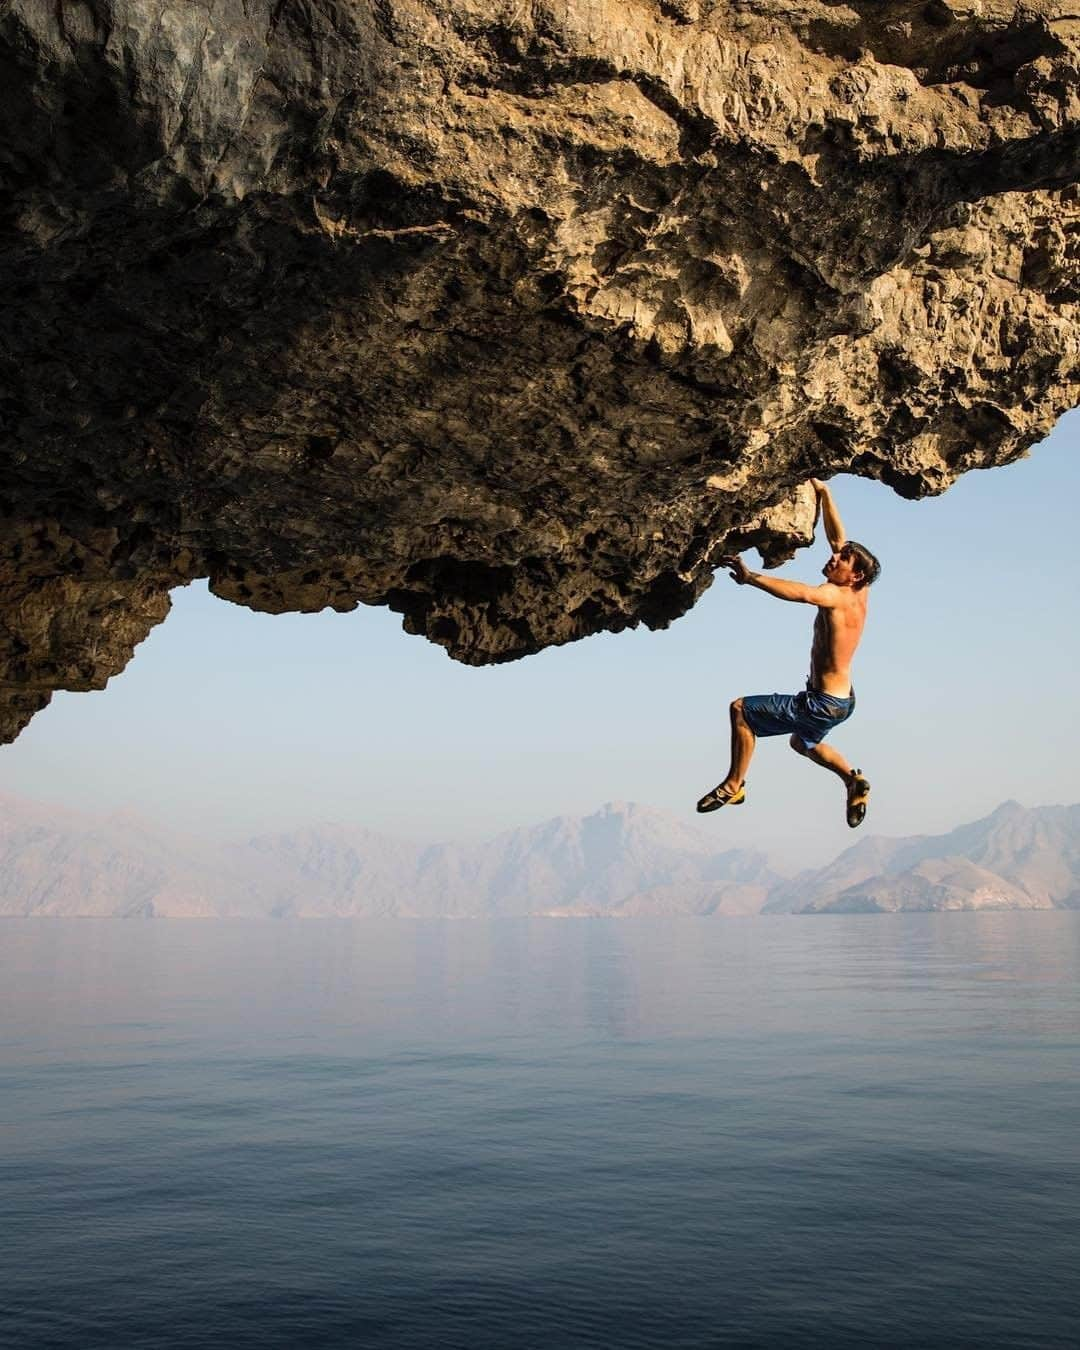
823, 540, 880, 590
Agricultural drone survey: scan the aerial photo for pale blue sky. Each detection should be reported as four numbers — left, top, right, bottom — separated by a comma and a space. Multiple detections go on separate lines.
2, 413, 1078, 867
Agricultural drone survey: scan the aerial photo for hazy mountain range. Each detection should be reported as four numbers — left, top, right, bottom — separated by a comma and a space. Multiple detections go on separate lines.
764, 800, 1080, 914
1, 795, 1078, 919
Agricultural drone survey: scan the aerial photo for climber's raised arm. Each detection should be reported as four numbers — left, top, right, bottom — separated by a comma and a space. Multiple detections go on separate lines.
811, 478, 846, 552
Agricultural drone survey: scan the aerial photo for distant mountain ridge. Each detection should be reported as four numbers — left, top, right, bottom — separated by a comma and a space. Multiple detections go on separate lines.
1, 795, 1078, 918
764, 801, 1080, 914
0, 796, 778, 919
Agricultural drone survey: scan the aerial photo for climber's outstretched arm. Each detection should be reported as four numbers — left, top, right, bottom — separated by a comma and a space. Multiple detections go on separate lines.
720, 555, 841, 607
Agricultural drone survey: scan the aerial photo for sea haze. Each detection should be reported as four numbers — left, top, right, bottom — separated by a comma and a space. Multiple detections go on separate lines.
2, 793, 1079, 916
2, 914, 1079, 1349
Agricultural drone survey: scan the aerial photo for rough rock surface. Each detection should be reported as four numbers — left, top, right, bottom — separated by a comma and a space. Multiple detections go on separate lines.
3, 1, 1080, 740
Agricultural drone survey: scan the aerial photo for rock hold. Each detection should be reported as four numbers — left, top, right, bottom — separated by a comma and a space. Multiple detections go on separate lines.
2, 1, 1080, 738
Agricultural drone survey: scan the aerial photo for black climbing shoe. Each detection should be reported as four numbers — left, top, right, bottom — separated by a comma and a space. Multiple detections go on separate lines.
846, 771, 870, 828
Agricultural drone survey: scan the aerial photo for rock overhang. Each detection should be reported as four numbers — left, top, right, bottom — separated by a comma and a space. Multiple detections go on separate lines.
1, 0, 1079, 740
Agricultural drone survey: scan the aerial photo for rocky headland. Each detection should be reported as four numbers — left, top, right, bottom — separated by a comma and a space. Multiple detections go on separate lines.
3, 2, 1080, 740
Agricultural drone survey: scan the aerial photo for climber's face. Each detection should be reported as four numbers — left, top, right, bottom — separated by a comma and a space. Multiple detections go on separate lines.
823, 544, 863, 588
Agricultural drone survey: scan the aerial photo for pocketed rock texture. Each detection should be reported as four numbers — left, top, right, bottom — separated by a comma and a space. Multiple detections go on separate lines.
2, 1, 1080, 741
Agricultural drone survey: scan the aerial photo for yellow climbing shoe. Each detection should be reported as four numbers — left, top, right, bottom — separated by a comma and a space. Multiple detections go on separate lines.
696, 783, 746, 814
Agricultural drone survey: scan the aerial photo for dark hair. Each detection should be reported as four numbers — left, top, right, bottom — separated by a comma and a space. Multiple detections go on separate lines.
844, 540, 881, 588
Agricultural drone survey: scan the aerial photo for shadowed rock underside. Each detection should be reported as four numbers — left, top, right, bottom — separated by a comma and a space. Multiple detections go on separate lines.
2, 0, 1079, 740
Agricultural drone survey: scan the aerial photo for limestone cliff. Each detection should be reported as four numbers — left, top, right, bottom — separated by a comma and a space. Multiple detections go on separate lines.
3, 1, 1079, 739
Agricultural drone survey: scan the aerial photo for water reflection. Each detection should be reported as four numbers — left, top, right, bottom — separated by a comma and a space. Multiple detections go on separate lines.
2, 914, 1079, 1063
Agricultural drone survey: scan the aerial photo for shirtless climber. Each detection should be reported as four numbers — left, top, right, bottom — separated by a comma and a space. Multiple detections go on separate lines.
696, 479, 880, 828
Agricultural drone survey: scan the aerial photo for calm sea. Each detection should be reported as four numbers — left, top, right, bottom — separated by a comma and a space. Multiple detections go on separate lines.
2, 915, 1078, 1350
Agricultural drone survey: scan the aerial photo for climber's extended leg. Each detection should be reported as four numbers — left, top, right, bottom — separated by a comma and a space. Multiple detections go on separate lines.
697, 698, 753, 812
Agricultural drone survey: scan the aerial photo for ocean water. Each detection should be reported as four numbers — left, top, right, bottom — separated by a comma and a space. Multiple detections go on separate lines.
1, 914, 1078, 1350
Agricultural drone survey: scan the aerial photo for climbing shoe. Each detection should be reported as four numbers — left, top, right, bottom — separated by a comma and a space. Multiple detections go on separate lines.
846, 771, 870, 828
696, 783, 746, 814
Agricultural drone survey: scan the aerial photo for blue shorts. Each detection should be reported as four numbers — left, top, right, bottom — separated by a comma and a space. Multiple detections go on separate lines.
742, 686, 855, 748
